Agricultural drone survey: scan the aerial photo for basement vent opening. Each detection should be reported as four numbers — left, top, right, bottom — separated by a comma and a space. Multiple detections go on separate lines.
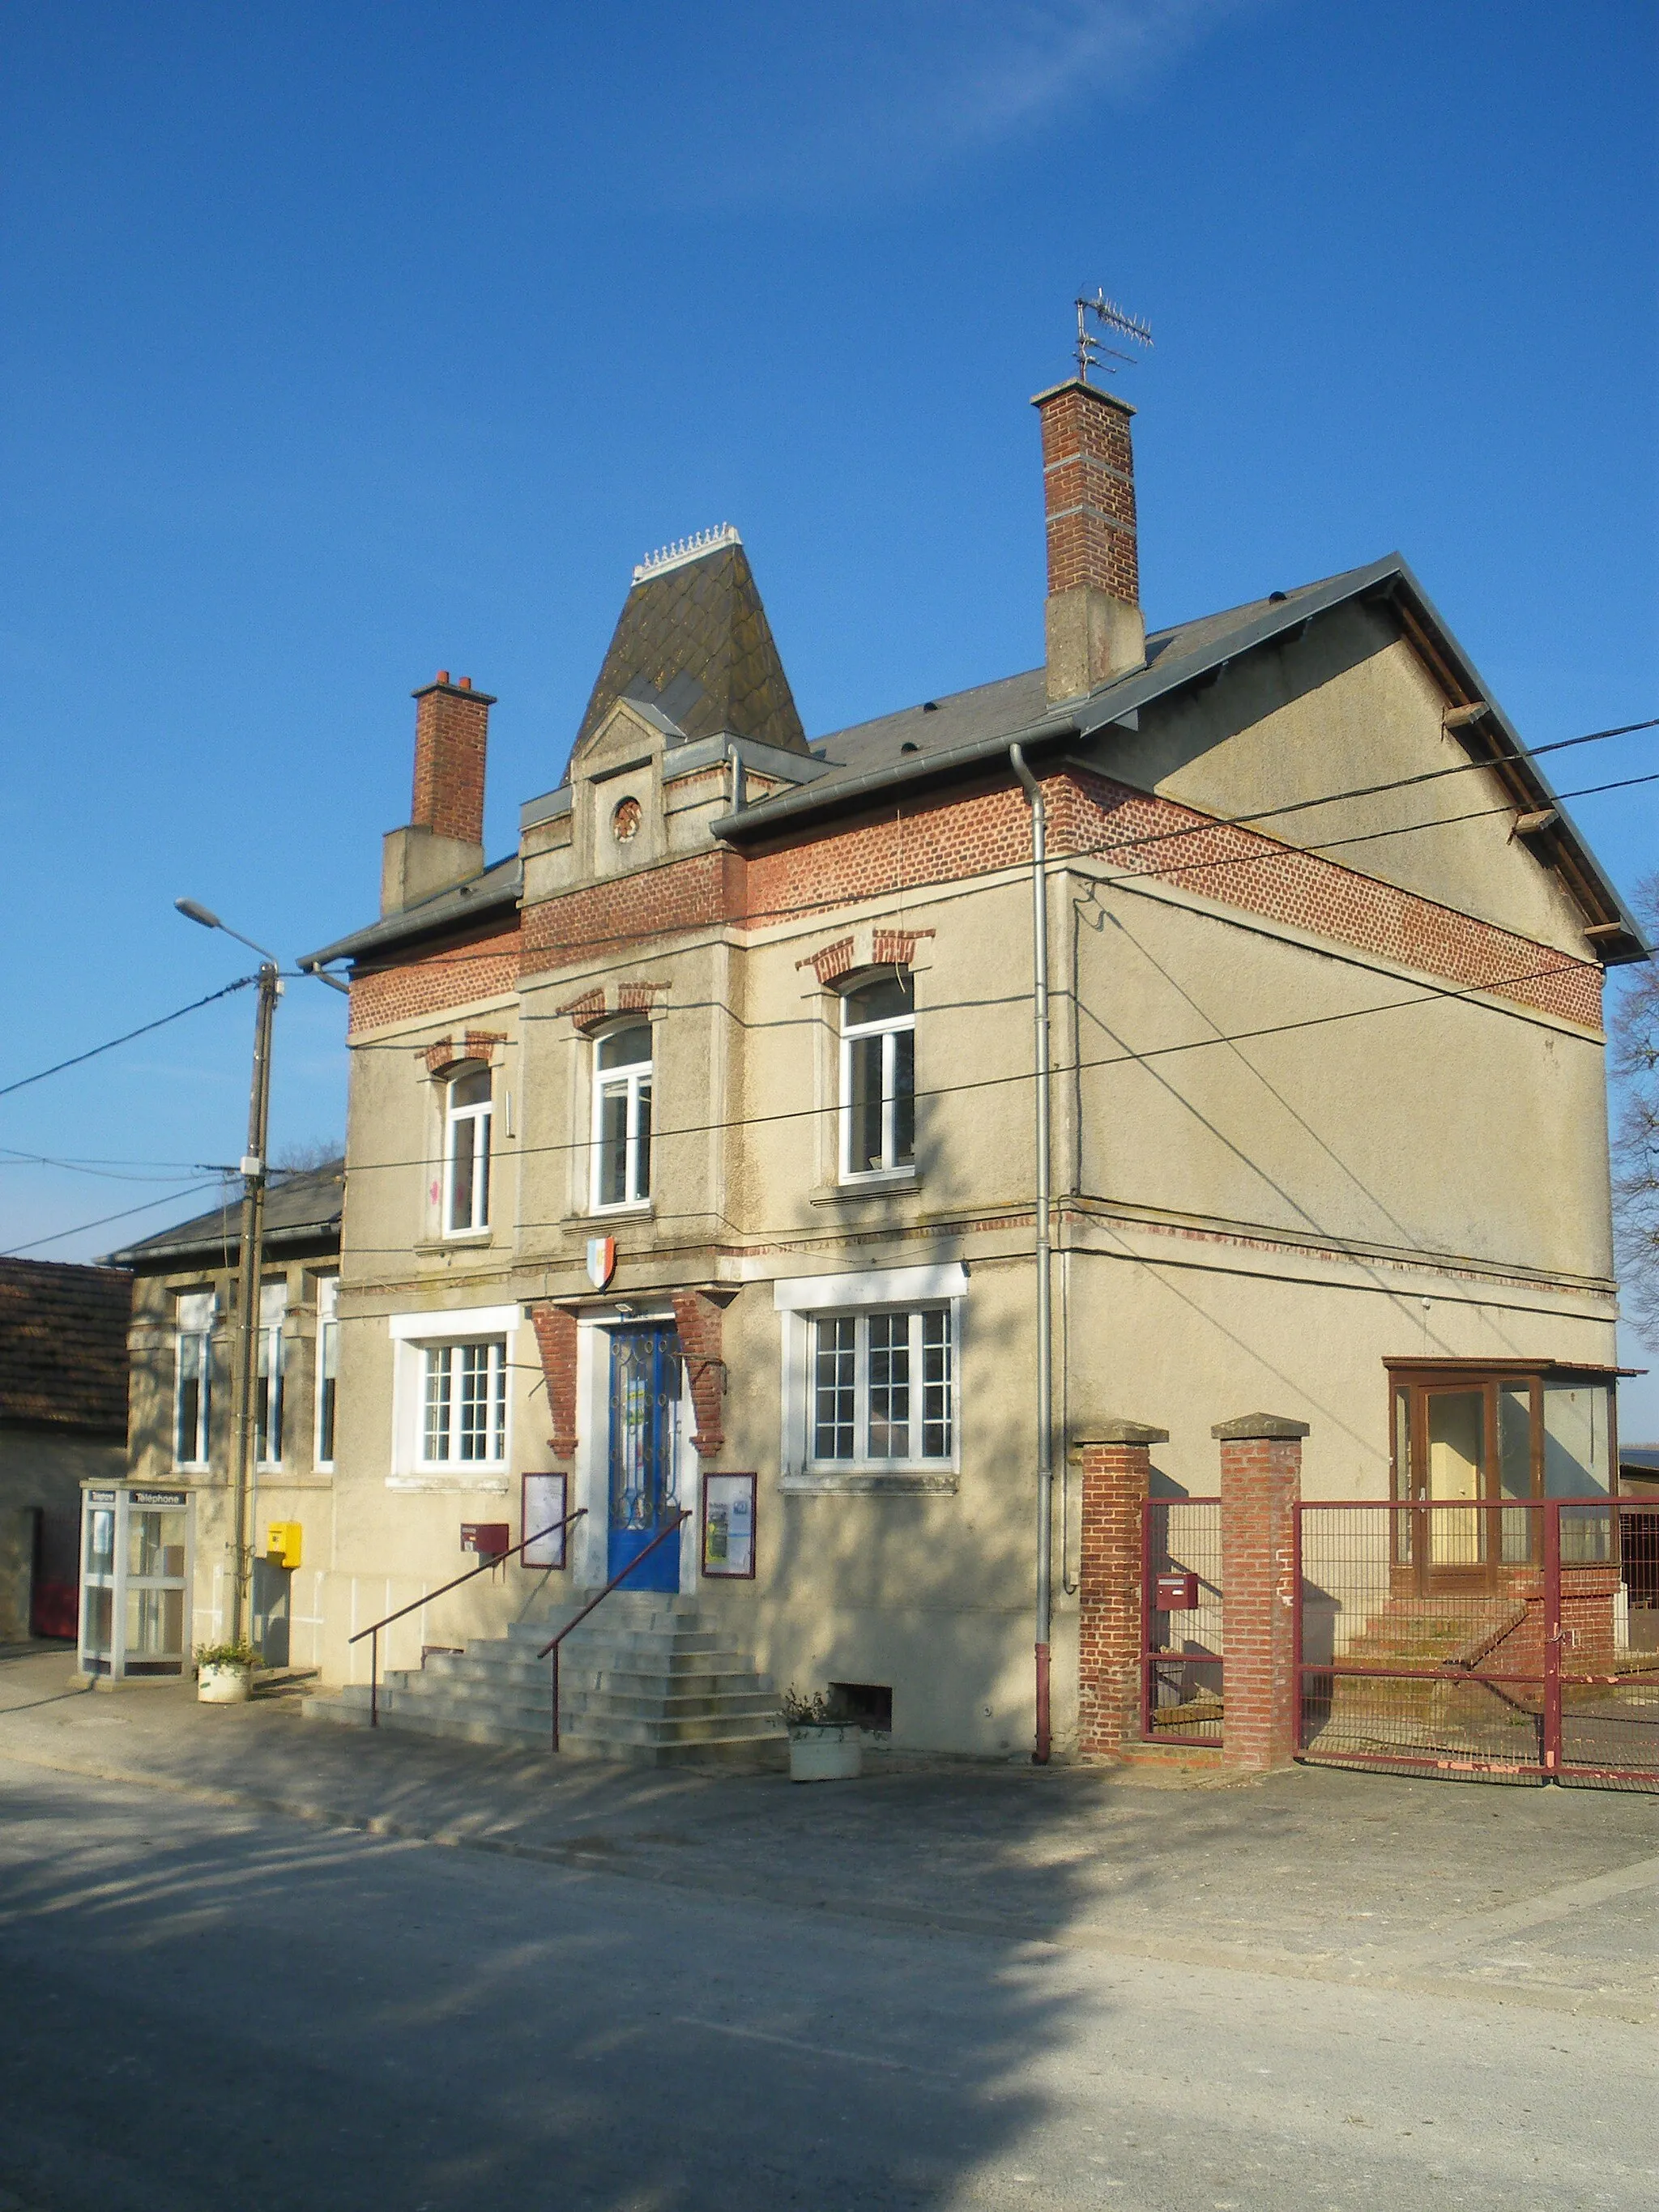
829, 1681, 893, 1733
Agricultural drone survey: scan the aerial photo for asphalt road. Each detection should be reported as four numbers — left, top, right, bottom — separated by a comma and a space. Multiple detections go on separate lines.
1, 1754, 1655, 2212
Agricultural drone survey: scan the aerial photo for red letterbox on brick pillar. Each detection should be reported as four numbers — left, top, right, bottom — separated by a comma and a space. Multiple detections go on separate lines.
1072, 1420, 1168, 1758
1213, 1413, 1307, 1773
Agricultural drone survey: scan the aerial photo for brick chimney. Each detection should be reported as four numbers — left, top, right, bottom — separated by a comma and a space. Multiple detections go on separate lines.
381, 671, 497, 914
1032, 380, 1145, 703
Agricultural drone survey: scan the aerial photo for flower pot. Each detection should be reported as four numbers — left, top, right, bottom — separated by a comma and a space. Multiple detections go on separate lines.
198, 1661, 253, 1705
787, 1725, 862, 1782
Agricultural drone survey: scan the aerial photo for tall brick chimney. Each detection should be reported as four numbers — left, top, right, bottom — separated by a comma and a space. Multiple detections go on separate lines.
382, 671, 496, 914
1032, 380, 1145, 702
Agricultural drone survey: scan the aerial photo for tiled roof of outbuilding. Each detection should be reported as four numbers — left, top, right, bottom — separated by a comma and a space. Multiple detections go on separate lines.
572, 538, 808, 761
0, 1258, 132, 1434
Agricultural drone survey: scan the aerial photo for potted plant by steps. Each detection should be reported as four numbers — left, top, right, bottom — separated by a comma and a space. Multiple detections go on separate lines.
782, 1686, 863, 1783
195, 1641, 258, 1705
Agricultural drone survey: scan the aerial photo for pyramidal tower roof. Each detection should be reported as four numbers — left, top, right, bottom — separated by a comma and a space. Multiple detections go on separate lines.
573, 526, 808, 760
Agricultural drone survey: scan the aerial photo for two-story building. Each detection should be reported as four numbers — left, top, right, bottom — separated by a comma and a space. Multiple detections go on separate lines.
292, 374, 1641, 1758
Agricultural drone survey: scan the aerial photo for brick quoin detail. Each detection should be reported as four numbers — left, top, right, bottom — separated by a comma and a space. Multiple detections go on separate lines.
528, 1304, 578, 1460
411, 677, 493, 846
350, 926, 519, 1034
1214, 1417, 1305, 1773
670, 1289, 727, 1457
1035, 381, 1139, 603
1073, 1426, 1162, 1758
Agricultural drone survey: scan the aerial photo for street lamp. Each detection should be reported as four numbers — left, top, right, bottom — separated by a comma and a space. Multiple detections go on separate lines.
175, 897, 283, 1654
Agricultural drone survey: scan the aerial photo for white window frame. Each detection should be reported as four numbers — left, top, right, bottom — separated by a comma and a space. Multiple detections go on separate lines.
774, 1264, 966, 1485
387, 1305, 519, 1486
590, 1020, 653, 1214
173, 1291, 215, 1472
808, 1306, 954, 1468
442, 1065, 493, 1237
417, 1340, 508, 1468
838, 977, 915, 1183
314, 1273, 339, 1473
254, 1281, 287, 1471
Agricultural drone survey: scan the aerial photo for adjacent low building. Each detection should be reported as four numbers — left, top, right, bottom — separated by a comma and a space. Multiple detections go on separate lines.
0, 1258, 131, 1642
102, 1161, 343, 1676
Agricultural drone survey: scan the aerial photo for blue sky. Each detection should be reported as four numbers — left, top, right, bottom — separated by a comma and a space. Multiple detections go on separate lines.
2, 1, 1656, 1386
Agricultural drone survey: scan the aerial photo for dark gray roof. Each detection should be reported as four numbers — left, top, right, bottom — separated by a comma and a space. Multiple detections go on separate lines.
300, 551, 1648, 976
713, 555, 1647, 961
108, 1161, 344, 1268
573, 536, 808, 761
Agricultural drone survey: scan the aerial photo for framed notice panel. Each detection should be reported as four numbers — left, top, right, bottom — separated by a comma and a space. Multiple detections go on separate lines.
522, 1472, 569, 1570
701, 1472, 757, 1580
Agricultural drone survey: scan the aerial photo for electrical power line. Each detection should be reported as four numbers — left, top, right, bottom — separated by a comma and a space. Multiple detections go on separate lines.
0, 978, 255, 1104
2, 1179, 226, 1259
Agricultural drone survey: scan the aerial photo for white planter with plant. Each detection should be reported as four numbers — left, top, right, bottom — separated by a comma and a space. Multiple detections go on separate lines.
195, 1642, 257, 1704
782, 1688, 863, 1782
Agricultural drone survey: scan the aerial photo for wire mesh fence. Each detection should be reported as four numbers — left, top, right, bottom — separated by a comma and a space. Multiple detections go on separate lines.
1142, 1497, 1222, 1745
1296, 1498, 1659, 1790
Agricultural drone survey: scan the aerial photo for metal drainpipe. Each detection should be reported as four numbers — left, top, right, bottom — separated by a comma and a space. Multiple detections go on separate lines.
1009, 744, 1053, 1763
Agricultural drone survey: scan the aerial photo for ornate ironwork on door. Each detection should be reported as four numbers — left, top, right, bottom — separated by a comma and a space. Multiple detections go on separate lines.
608, 1327, 683, 1590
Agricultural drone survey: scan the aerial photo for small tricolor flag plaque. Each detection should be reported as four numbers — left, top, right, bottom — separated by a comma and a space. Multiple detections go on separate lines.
586, 1234, 616, 1290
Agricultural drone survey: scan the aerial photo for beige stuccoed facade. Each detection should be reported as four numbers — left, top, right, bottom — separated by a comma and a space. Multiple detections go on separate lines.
194, 387, 1635, 1762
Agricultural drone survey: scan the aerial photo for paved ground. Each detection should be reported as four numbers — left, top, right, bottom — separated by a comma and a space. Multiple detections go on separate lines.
1, 1643, 1656, 2210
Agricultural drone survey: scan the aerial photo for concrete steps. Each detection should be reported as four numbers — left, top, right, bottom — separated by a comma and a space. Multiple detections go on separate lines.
304, 1592, 787, 1767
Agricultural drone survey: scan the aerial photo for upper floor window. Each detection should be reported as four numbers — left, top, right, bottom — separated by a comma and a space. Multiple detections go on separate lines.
840, 975, 914, 1180
444, 1066, 493, 1235
592, 1021, 652, 1211
420, 1338, 507, 1466
315, 1273, 339, 1470
255, 1281, 286, 1468
173, 1290, 214, 1468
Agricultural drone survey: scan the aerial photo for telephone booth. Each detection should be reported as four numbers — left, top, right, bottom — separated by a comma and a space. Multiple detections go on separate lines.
79, 1485, 194, 1679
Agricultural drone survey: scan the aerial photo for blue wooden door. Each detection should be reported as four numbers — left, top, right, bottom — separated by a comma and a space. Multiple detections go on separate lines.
608, 1327, 683, 1591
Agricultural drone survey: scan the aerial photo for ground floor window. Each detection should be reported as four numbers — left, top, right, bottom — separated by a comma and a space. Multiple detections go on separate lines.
811, 1306, 953, 1468
420, 1339, 507, 1466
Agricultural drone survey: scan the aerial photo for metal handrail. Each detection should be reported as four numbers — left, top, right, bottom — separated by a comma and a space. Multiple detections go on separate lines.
538, 1510, 692, 1751
349, 1509, 587, 1728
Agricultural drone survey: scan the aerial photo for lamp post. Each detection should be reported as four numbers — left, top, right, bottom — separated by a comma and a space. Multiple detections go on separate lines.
176, 899, 282, 1653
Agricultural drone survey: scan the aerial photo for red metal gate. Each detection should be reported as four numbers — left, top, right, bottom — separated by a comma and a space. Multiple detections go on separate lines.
1141, 1496, 1223, 1745
1295, 1498, 1659, 1790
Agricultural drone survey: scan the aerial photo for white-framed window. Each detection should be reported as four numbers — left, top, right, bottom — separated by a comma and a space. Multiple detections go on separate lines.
420, 1340, 507, 1466
443, 1066, 493, 1235
811, 1308, 953, 1465
255, 1281, 287, 1468
314, 1273, 339, 1471
591, 1021, 652, 1211
839, 974, 915, 1180
173, 1290, 215, 1469
774, 1263, 966, 1482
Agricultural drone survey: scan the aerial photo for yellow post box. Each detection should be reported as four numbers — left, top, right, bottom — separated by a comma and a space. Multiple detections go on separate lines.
265, 1521, 302, 1570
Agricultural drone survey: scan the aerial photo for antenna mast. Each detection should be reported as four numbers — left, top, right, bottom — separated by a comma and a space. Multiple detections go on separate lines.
1074, 288, 1154, 382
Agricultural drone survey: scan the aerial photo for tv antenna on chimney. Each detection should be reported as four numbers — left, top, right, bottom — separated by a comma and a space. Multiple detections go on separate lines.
1075, 288, 1154, 382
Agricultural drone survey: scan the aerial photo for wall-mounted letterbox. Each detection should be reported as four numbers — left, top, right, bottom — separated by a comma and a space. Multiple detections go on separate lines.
265, 1521, 302, 1570
1154, 1571, 1200, 1611
461, 1522, 510, 1559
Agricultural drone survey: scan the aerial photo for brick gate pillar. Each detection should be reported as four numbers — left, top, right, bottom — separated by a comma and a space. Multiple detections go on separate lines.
1072, 1421, 1168, 1758
1213, 1413, 1307, 1773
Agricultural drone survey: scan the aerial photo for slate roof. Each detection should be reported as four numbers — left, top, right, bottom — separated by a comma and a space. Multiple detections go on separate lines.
572, 538, 808, 761
107, 1161, 345, 1268
0, 1258, 132, 1434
